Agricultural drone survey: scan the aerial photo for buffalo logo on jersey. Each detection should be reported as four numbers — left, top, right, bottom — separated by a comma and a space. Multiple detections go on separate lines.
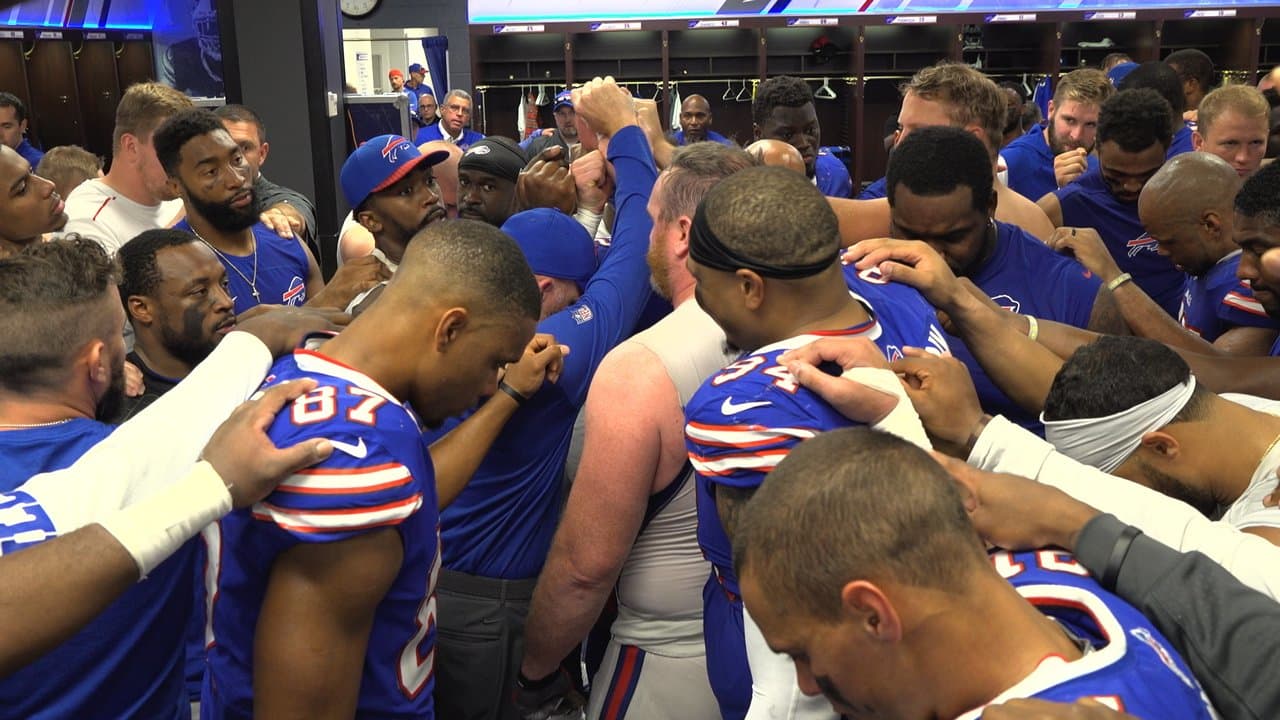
856, 266, 889, 285
282, 276, 307, 306
991, 294, 1022, 314
883, 345, 905, 362
1130, 627, 1197, 691
1126, 234, 1160, 258
380, 136, 414, 163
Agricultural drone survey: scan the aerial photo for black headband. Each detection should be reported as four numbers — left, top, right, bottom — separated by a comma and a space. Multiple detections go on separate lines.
459, 139, 527, 183
687, 202, 838, 279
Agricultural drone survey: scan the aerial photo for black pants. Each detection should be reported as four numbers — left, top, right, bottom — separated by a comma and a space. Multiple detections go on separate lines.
433, 569, 537, 720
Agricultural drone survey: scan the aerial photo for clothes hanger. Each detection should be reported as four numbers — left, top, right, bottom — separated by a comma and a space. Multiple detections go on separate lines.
1022, 73, 1033, 97
736, 79, 752, 102
723, 80, 735, 101
653, 82, 664, 101
814, 77, 837, 100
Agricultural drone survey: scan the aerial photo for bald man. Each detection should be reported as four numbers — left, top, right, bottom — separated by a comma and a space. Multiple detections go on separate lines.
1052, 151, 1280, 356
746, 138, 804, 174
675, 94, 733, 146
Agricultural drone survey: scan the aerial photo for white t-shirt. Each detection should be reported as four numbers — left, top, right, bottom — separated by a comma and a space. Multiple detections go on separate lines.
62, 179, 185, 255
1221, 394, 1280, 532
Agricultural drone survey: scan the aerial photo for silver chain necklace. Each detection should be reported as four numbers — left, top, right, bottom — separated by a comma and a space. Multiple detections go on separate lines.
195, 230, 260, 301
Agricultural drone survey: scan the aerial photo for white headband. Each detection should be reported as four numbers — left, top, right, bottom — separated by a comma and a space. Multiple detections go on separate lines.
1041, 376, 1197, 473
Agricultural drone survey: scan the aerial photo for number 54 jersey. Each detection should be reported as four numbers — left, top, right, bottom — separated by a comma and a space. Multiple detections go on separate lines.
203, 349, 442, 719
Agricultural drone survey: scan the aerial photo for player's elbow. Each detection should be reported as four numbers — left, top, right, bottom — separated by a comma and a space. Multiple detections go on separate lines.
560, 547, 624, 593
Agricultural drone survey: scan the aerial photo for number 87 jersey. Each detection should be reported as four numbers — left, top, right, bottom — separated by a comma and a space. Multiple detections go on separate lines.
203, 348, 442, 719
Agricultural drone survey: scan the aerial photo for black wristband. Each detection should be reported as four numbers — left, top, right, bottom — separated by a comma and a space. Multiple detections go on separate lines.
516, 668, 560, 690
1101, 525, 1142, 590
497, 379, 530, 406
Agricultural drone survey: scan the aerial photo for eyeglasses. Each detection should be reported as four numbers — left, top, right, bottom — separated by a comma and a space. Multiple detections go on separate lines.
446, 104, 472, 115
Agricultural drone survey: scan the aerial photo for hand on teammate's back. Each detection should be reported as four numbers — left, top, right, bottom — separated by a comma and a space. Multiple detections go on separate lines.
307, 255, 393, 310
985, 698, 1140, 720
201, 379, 334, 509
889, 349, 985, 456
844, 238, 969, 311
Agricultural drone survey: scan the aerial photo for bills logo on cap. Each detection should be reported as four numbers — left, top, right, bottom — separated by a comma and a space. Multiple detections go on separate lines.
467, 145, 492, 156
381, 136, 413, 163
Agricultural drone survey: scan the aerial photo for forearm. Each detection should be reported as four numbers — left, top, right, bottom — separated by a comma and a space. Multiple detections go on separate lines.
969, 415, 1280, 599
831, 197, 891, 247
1110, 284, 1217, 354
949, 296, 1061, 414
1077, 515, 1280, 720
1036, 318, 1100, 360
520, 548, 619, 679
606, 126, 659, 248
0, 525, 136, 677
1176, 349, 1280, 399
429, 393, 519, 509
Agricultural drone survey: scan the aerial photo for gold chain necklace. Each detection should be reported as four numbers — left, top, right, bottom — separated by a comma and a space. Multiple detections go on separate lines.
0, 419, 73, 429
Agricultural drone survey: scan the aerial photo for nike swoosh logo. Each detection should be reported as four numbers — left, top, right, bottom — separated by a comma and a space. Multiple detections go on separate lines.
721, 397, 771, 415
330, 438, 368, 459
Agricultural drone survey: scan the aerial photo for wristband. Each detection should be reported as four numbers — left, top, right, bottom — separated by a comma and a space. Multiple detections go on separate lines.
843, 366, 932, 450
497, 379, 530, 406
1101, 524, 1142, 590
516, 668, 561, 690
98, 461, 232, 578
1106, 273, 1133, 292
1024, 315, 1039, 342
573, 207, 604, 238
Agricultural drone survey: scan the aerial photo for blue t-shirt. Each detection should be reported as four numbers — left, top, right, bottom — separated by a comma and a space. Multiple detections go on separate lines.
430, 126, 658, 580
684, 274, 948, 719
983, 549, 1214, 719
951, 222, 1101, 433
815, 149, 852, 199
16, 138, 43, 168
673, 129, 735, 146
203, 349, 441, 719
173, 221, 310, 315
1055, 167, 1187, 317
1001, 123, 1100, 202
414, 121, 484, 149
0, 419, 192, 720
858, 175, 887, 200
1180, 250, 1279, 342
1168, 123, 1194, 159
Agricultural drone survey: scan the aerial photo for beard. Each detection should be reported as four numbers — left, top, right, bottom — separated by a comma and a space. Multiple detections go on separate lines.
186, 185, 261, 233
647, 242, 673, 301
161, 305, 224, 369
94, 361, 126, 422
1138, 459, 1218, 517
1047, 118, 1088, 156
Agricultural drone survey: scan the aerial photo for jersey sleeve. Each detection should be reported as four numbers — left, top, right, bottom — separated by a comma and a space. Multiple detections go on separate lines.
1217, 280, 1278, 330
251, 428, 422, 544
1047, 256, 1103, 329
684, 388, 822, 491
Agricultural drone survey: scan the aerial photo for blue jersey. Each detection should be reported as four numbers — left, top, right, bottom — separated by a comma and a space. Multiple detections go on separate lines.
857, 175, 887, 200
430, 125, 657, 580
203, 349, 441, 719
16, 138, 43, 168
1055, 167, 1187, 317
954, 222, 1101, 433
816, 149, 852, 199
684, 275, 947, 720
0, 420, 192, 720
1001, 124, 1101, 202
673, 129, 735, 146
968, 550, 1214, 719
414, 121, 484, 149
1180, 250, 1278, 342
173, 221, 310, 315
1168, 123, 1194, 159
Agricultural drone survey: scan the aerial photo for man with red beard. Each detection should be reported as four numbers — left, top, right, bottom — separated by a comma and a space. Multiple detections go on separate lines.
1001, 68, 1113, 202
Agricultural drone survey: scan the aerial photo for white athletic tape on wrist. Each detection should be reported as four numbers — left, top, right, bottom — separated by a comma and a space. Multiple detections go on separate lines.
1042, 376, 1196, 474
841, 366, 933, 451
98, 461, 233, 578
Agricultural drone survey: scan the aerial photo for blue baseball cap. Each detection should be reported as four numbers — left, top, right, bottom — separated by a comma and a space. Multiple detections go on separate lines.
553, 90, 573, 111
341, 135, 448, 208
501, 208, 597, 287
408, 63, 426, 75
1107, 62, 1138, 87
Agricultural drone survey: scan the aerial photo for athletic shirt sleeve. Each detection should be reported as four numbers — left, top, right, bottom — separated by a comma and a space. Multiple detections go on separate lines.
683, 356, 825, 491
250, 380, 424, 544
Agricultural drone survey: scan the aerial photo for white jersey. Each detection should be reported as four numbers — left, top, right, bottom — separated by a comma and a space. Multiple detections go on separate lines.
1220, 394, 1280, 532
610, 299, 733, 655
62, 179, 184, 255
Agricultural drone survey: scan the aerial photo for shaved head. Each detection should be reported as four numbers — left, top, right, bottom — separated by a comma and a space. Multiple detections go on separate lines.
1140, 151, 1240, 220
679, 94, 715, 143
745, 139, 805, 175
